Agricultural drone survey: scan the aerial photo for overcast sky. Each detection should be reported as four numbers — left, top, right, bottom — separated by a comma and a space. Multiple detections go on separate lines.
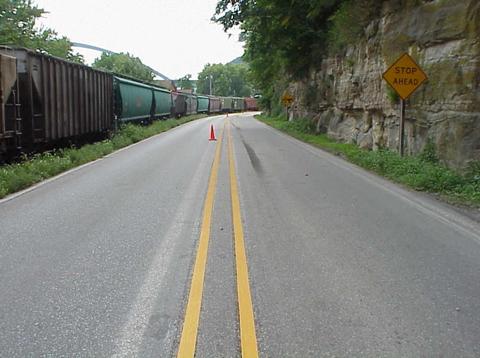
35, 0, 244, 79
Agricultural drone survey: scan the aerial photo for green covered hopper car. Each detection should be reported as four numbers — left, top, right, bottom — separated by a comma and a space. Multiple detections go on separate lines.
197, 96, 209, 114
114, 77, 153, 123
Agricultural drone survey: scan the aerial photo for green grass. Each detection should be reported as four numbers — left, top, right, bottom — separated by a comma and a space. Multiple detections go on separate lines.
0, 114, 207, 199
256, 114, 480, 207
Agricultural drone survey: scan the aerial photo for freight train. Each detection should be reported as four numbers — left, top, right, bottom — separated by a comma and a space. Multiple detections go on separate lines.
0, 46, 258, 161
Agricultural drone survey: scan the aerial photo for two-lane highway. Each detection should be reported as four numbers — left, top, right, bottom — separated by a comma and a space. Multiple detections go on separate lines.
1, 113, 480, 357
0, 115, 225, 356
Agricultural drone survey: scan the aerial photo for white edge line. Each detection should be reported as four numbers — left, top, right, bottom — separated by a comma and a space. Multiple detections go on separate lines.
253, 116, 480, 243
0, 115, 223, 205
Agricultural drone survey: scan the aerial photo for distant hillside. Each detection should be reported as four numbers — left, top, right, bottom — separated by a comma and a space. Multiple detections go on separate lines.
228, 56, 244, 65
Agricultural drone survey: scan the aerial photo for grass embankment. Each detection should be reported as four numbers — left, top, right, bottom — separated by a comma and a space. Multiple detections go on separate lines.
0, 115, 206, 199
257, 114, 480, 207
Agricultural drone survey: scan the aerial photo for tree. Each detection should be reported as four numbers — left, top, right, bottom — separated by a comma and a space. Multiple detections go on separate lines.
197, 63, 253, 97
177, 74, 194, 90
0, 0, 83, 62
212, 0, 382, 111
213, 0, 342, 75
92, 52, 155, 82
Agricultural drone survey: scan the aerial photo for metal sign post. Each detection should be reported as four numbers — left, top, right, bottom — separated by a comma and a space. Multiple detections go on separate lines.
382, 53, 428, 156
399, 99, 405, 156
281, 93, 294, 119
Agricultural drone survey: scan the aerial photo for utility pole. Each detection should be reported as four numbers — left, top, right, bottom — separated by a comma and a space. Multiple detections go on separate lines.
209, 75, 213, 95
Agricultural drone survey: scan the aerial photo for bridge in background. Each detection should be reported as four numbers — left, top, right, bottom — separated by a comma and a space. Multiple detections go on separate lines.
72, 42, 172, 82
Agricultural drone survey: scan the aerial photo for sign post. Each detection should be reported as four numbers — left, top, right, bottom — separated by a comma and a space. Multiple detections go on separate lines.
399, 99, 405, 156
382, 53, 427, 156
281, 93, 294, 118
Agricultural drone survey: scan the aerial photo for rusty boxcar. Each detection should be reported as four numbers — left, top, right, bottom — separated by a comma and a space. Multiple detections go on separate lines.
184, 93, 197, 115
171, 91, 187, 117
0, 53, 20, 159
207, 96, 221, 114
244, 97, 258, 111
0, 46, 114, 158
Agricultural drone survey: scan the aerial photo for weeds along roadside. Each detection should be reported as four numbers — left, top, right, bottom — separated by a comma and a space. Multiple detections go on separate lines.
256, 114, 480, 208
0, 114, 208, 199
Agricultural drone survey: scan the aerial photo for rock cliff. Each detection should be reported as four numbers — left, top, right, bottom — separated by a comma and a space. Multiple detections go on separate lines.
288, 0, 480, 168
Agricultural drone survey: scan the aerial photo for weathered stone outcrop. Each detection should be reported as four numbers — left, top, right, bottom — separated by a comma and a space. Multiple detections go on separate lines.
288, 0, 480, 168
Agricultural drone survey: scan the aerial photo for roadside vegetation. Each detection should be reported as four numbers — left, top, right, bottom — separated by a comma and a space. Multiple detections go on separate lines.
257, 115, 480, 207
213, 0, 379, 111
92, 52, 156, 82
1, 0, 83, 62
196, 63, 254, 97
1, 1, 159, 81
0, 115, 206, 199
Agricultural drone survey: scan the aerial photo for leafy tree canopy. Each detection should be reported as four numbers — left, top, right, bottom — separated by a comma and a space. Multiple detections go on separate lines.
213, 0, 342, 76
92, 52, 155, 82
0, 0, 83, 62
212, 0, 381, 111
197, 63, 253, 97
177, 74, 194, 90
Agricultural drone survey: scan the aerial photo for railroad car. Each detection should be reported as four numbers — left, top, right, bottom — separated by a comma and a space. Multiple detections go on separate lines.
221, 97, 234, 113
0, 45, 258, 161
207, 96, 221, 114
232, 97, 245, 112
114, 76, 153, 123
0, 46, 114, 160
197, 95, 209, 114
0, 53, 19, 158
244, 97, 258, 111
152, 86, 172, 119
184, 93, 197, 115
114, 76, 173, 123
171, 91, 187, 117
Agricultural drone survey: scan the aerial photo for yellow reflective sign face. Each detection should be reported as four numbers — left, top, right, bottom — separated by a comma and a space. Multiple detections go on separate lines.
282, 93, 294, 106
382, 53, 428, 100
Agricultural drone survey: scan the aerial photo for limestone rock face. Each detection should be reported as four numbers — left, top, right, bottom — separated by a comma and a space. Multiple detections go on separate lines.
289, 0, 480, 168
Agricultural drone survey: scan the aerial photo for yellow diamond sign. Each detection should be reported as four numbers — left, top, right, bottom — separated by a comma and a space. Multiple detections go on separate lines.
382, 53, 428, 100
282, 93, 294, 106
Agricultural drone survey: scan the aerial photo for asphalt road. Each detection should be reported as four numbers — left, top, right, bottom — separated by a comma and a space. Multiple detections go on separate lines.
1, 113, 480, 357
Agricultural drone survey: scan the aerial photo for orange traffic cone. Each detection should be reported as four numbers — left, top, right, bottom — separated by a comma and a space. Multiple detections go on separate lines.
209, 124, 217, 141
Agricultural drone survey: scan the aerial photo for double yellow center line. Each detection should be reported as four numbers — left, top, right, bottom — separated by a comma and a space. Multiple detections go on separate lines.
227, 122, 259, 358
177, 120, 259, 358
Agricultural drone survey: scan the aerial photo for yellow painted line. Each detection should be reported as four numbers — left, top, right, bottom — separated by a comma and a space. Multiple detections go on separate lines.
227, 121, 259, 358
177, 122, 225, 358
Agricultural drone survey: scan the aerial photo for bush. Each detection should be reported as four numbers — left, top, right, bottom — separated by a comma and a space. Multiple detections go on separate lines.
0, 115, 205, 199
465, 161, 480, 182
386, 87, 400, 104
419, 140, 438, 164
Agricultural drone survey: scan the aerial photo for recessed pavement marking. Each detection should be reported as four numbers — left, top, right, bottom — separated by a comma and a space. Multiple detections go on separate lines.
177, 121, 225, 358
227, 120, 259, 358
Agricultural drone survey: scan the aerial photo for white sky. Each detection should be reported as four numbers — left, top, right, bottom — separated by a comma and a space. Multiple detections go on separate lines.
35, 0, 244, 79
